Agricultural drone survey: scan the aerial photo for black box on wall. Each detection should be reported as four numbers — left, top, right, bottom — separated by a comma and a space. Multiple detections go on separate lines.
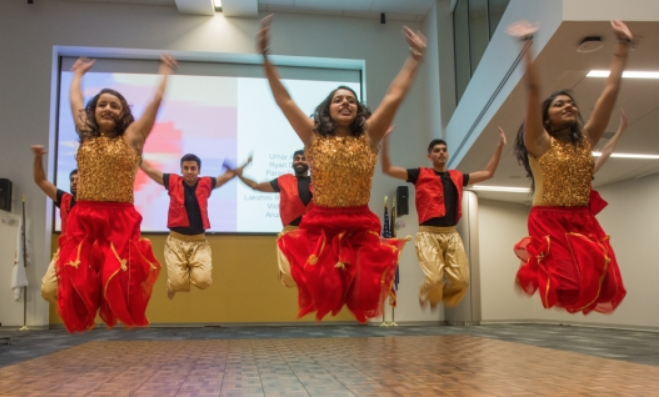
396, 185, 408, 216
0, 179, 12, 212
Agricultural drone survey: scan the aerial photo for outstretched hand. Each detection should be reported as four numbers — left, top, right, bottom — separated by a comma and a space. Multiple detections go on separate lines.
402, 26, 427, 56
258, 14, 273, 54
31, 145, 47, 157
506, 20, 539, 40
158, 54, 178, 76
611, 20, 633, 41
384, 125, 396, 139
619, 108, 628, 131
71, 57, 95, 75
498, 127, 507, 146
234, 156, 253, 176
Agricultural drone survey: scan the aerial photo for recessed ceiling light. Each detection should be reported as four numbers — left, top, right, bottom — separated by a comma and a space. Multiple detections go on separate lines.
577, 36, 603, 53
469, 186, 531, 193
592, 151, 659, 159
587, 70, 659, 79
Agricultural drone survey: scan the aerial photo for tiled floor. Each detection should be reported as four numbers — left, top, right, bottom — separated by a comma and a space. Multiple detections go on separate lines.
2, 325, 659, 396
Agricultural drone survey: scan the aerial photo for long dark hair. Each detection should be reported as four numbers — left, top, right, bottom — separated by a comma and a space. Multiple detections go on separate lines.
78, 88, 134, 142
514, 89, 585, 191
313, 86, 371, 137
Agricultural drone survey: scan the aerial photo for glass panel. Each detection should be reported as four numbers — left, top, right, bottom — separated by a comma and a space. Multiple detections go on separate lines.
454, 0, 470, 102
469, 0, 489, 75
488, 0, 510, 38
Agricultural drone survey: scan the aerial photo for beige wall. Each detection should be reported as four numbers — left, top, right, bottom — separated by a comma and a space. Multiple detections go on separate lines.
0, 0, 435, 327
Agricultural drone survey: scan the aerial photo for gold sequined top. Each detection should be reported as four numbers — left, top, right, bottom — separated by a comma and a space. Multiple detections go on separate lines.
529, 136, 593, 207
307, 134, 376, 207
76, 136, 140, 203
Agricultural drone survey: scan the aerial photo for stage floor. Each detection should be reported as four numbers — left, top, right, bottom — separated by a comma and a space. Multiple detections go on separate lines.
1, 324, 659, 396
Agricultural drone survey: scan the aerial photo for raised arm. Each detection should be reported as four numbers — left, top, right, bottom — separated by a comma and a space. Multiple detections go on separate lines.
31, 146, 58, 202
259, 16, 314, 148
234, 157, 275, 192
69, 58, 95, 134
366, 27, 426, 146
380, 126, 408, 181
468, 128, 507, 184
126, 55, 178, 154
506, 21, 548, 158
139, 160, 165, 186
594, 109, 627, 174
584, 21, 633, 148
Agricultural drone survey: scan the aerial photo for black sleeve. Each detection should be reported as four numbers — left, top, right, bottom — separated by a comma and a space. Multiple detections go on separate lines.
163, 174, 171, 191
210, 177, 217, 189
269, 178, 280, 193
463, 173, 470, 186
54, 189, 65, 208
406, 168, 421, 184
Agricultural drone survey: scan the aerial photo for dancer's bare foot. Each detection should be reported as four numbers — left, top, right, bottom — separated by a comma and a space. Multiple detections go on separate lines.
418, 296, 427, 309
167, 288, 176, 300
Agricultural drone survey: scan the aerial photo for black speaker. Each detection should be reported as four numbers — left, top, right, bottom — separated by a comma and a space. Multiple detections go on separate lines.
0, 179, 12, 212
396, 185, 408, 216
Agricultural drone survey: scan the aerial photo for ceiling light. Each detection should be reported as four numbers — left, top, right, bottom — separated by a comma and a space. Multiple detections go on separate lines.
587, 70, 659, 79
592, 151, 659, 159
214, 0, 221, 9
469, 186, 531, 193
577, 36, 603, 53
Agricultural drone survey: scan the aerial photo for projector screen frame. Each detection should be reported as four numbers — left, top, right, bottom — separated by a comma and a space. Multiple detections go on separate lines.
48, 46, 367, 236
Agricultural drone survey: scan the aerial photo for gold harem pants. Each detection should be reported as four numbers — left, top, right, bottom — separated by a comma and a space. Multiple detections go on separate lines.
41, 249, 59, 304
165, 232, 212, 293
416, 226, 469, 306
277, 225, 298, 288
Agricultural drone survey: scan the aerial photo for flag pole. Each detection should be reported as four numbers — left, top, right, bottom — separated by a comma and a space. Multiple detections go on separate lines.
380, 195, 390, 327
389, 197, 398, 327
19, 195, 29, 332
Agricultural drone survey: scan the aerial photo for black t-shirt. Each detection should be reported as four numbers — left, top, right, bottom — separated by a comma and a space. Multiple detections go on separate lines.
270, 175, 312, 226
407, 168, 469, 227
55, 189, 76, 210
164, 174, 217, 235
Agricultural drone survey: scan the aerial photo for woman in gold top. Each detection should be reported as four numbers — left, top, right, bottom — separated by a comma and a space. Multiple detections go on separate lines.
258, 15, 425, 322
509, 20, 631, 314
56, 56, 176, 332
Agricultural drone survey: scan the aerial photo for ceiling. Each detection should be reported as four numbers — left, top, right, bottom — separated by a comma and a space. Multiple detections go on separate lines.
258, 0, 436, 21
54, 0, 436, 21
458, 20, 659, 205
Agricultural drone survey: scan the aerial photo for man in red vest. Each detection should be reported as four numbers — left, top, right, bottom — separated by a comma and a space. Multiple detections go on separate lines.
235, 149, 312, 287
381, 128, 506, 309
140, 154, 237, 299
31, 145, 78, 304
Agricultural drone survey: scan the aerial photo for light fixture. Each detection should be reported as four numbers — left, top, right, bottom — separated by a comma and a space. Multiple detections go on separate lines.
592, 151, 659, 159
577, 36, 603, 53
587, 70, 659, 79
469, 186, 531, 193
214, 0, 221, 10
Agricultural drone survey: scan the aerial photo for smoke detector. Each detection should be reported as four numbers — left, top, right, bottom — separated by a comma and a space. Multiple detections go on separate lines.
577, 36, 603, 53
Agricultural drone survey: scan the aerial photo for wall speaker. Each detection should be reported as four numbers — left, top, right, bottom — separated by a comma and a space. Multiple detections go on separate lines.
396, 185, 408, 216
0, 179, 12, 212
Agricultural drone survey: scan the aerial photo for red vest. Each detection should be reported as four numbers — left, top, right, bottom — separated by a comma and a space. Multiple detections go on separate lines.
167, 174, 213, 230
278, 174, 312, 226
414, 168, 464, 224
59, 193, 74, 236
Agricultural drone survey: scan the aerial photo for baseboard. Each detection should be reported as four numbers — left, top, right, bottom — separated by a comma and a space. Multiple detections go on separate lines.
479, 319, 659, 333
47, 321, 364, 329
0, 325, 49, 332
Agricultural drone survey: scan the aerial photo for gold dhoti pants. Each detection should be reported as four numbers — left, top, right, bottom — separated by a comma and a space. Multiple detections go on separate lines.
277, 225, 298, 288
41, 249, 59, 304
164, 232, 212, 293
415, 226, 469, 306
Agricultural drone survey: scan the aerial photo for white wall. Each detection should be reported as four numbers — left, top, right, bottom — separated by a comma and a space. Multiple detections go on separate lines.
0, 0, 432, 326
479, 174, 659, 329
